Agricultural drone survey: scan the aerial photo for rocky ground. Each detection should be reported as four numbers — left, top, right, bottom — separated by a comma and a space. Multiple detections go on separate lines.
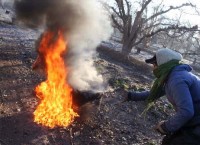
0, 22, 179, 145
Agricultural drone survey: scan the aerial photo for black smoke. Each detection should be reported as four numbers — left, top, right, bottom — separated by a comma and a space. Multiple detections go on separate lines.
15, 0, 113, 92
15, 0, 82, 31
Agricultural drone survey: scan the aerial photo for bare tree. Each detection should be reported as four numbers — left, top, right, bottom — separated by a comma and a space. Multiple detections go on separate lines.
109, 0, 199, 55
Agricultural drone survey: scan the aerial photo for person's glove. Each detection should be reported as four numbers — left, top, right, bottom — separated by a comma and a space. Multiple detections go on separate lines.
154, 121, 170, 135
127, 91, 137, 101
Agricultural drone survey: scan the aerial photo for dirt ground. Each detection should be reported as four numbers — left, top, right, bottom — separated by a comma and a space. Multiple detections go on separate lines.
0, 23, 174, 145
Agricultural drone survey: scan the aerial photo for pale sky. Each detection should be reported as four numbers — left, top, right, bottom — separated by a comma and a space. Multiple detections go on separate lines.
101, 0, 200, 26
162, 0, 200, 25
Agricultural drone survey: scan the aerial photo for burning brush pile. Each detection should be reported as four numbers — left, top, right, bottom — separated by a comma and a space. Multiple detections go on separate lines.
15, 0, 112, 128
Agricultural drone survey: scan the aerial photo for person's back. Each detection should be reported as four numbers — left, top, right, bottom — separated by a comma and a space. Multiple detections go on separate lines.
166, 64, 200, 129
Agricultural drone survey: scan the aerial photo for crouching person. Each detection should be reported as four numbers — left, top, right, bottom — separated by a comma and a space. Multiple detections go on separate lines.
127, 48, 200, 145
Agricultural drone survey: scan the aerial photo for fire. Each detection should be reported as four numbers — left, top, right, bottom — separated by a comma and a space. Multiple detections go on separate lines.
33, 29, 78, 128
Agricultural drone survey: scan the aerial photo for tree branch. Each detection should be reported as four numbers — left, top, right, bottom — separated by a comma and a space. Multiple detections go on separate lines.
144, 3, 195, 24
125, 0, 131, 16
111, 15, 124, 33
140, 0, 152, 14
133, 25, 199, 47
110, 6, 123, 20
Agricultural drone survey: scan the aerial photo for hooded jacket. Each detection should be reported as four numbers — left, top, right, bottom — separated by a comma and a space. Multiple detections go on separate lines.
164, 64, 200, 132
129, 64, 200, 133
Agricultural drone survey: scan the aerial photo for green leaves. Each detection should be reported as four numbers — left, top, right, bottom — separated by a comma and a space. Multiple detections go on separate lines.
108, 77, 129, 89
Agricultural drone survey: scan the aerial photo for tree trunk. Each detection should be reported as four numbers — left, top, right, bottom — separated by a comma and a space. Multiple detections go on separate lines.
121, 40, 134, 55
121, 10, 143, 56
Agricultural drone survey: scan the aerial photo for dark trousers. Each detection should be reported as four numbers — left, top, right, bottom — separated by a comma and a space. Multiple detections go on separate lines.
161, 126, 200, 145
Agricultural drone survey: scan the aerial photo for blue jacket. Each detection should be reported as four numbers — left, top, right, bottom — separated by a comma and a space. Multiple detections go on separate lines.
129, 64, 200, 133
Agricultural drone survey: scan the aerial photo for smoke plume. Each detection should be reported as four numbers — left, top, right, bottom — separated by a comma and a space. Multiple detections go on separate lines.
15, 0, 113, 92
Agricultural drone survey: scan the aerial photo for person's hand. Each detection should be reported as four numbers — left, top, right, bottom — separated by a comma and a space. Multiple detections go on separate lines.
154, 121, 167, 135
127, 91, 132, 101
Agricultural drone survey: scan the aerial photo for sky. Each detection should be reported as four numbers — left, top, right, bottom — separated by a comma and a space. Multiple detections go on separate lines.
3, 0, 200, 26
163, 0, 200, 25
101, 0, 200, 26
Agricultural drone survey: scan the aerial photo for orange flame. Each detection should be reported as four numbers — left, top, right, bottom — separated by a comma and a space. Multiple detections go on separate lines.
34, 29, 78, 128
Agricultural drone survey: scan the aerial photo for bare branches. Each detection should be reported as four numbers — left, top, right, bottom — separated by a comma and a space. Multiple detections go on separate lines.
111, 0, 132, 33
165, 31, 188, 38
187, 0, 200, 15
110, 6, 123, 20
107, 0, 200, 55
140, 0, 152, 14
124, 0, 131, 15
111, 15, 124, 33
144, 3, 195, 24
133, 25, 199, 47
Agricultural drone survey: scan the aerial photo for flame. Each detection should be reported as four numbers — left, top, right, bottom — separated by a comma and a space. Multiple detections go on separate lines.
33, 29, 78, 128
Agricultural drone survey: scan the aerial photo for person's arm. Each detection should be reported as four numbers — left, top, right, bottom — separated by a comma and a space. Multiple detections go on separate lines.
162, 79, 194, 133
127, 86, 166, 101
127, 90, 150, 101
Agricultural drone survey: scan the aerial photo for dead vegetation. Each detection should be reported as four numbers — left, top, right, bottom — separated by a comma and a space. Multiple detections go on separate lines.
0, 23, 175, 145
